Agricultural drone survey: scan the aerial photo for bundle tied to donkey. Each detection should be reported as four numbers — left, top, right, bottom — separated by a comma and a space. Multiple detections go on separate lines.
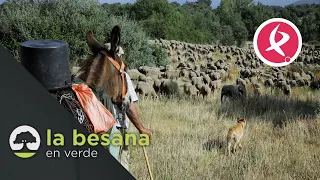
71, 83, 116, 134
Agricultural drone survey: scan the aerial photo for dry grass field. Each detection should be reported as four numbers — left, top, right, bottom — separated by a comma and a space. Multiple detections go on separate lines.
127, 88, 320, 180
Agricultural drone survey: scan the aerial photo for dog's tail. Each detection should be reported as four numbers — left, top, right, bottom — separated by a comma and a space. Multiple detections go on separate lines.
227, 127, 233, 138
226, 129, 233, 144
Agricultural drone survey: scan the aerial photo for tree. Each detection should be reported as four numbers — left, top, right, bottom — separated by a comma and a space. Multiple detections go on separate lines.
220, 25, 235, 46
235, 0, 254, 13
197, 0, 212, 7
232, 21, 248, 47
170, 1, 180, 7
131, 0, 170, 21
300, 14, 318, 42
217, 0, 236, 25
143, 12, 166, 39
102, 3, 133, 17
241, 3, 276, 39
14, 131, 37, 151
0, 0, 159, 68
316, 9, 320, 40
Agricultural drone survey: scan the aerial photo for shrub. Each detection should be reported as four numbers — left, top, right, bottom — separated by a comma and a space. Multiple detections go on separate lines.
0, 0, 166, 68
149, 43, 169, 67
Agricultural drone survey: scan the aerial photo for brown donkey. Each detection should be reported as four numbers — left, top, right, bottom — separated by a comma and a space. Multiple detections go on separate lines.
76, 25, 130, 111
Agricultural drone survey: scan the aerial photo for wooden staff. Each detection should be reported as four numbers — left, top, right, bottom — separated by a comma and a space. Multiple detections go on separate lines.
142, 146, 154, 180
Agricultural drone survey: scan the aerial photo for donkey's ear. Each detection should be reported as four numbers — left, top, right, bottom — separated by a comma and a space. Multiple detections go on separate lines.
86, 31, 104, 54
110, 25, 121, 54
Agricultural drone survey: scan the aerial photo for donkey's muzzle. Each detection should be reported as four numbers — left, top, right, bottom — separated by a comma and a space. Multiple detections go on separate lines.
121, 96, 131, 112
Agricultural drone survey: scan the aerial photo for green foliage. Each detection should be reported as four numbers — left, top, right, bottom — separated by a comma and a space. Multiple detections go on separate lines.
241, 3, 277, 39
129, 0, 319, 46
220, 25, 235, 46
150, 43, 169, 67
1, 0, 320, 67
131, 0, 170, 21
0, 0, 168, 68
101, 3, 133, 17
143, 12, 166, 39
232, 21, 249, 47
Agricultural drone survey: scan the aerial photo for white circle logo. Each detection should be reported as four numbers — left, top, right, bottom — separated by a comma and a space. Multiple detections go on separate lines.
9, 125, 41, 158
253, 18, 302, 67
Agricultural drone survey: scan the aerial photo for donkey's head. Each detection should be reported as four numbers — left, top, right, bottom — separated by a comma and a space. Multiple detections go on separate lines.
77, 25, 128, 108
86, 25, 122, 61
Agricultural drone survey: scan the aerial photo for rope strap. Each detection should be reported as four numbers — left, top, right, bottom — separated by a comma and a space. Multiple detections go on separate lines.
99, 50, 128, 100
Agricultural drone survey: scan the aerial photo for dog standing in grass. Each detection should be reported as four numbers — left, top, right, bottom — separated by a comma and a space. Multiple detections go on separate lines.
226, 117, 247, 156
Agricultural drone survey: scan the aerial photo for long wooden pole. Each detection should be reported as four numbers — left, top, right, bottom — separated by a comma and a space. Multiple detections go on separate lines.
142, 146, 154, 180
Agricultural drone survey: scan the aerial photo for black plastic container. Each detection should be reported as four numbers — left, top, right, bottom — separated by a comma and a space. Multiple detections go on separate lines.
20, 40, 72, 91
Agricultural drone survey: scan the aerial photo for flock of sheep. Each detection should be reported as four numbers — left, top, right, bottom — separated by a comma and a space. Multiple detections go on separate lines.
71, 39, 320, 100
127, 39, 320, 100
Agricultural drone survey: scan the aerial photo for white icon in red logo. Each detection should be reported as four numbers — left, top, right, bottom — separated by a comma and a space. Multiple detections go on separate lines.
253, 18, 302, 67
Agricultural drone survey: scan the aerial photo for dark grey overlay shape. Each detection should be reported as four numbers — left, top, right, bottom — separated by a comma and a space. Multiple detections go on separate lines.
0, 46, 136, 180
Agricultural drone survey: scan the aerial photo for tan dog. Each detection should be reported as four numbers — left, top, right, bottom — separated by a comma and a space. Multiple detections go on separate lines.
226, 117, 247, 156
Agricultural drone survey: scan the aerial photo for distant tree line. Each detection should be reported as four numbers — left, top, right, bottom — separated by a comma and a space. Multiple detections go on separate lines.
0, 0, 319, 68
103, 0, 320, 47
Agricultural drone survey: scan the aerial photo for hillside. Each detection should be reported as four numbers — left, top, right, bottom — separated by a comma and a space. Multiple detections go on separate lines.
291, 0, 320, 5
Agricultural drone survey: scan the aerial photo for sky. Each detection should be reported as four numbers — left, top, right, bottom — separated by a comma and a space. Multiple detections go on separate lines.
0, 0, 299, 7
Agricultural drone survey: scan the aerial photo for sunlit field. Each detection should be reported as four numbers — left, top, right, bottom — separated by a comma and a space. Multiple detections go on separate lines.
128, 88, 320, 180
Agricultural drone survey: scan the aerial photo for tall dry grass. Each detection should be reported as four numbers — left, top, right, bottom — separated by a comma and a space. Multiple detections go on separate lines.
127, 89, 320, 180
